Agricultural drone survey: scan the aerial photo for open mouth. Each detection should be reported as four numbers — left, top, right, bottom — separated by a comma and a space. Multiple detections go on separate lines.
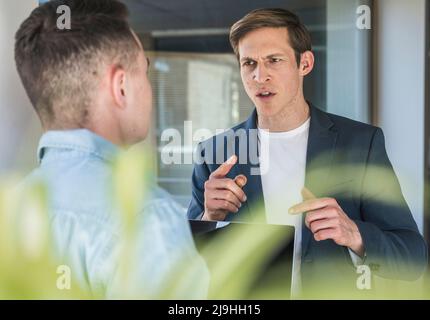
256, 91, 276, 98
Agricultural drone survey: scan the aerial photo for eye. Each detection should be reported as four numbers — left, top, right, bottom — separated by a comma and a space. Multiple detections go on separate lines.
270, 57, 282, 63
242, 60, 256, 67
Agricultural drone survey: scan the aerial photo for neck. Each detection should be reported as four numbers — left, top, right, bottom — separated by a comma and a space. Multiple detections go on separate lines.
257, 98, 310, 132
86, 101, 130, 146
87, 117, 126, 147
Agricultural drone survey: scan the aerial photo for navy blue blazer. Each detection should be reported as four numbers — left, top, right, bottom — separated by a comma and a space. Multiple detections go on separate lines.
187, 103, 427, 291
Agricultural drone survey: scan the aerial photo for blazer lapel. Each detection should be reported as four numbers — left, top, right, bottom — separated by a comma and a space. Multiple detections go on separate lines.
237, 109, 266, 222
301, 104, 338, 259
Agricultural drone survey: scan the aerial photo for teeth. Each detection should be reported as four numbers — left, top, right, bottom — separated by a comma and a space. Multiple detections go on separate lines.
260, 92, 271, 96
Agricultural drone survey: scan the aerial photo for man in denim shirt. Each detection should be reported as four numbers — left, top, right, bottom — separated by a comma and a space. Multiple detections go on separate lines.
15, 0, 208, 298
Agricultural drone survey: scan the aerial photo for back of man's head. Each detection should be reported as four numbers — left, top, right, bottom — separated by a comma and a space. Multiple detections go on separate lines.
15, 0, 140, 130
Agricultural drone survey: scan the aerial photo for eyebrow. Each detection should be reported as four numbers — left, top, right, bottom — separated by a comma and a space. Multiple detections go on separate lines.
240, 56, 255, 63
240, 53, 285, 62
266, 53, 285, 59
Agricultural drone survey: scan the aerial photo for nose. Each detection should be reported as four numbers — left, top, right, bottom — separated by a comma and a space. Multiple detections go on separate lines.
253, 64, 270, 83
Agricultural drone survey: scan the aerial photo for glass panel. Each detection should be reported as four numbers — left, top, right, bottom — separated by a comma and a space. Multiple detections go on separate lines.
147, 52, 253, 205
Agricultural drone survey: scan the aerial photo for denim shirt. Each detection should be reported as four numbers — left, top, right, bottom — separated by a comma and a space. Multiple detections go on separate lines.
23, 129, 209, 298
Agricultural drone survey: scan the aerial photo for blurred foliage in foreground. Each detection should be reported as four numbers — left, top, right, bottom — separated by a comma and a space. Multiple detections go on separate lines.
0, 148, 429, 299
0, 176, 88, 299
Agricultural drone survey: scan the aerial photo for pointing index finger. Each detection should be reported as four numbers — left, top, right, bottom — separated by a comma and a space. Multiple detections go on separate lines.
209, 155, 237, 179
289, 197, 333, 215
301, 187, 316, 201
289, 187, 321, 215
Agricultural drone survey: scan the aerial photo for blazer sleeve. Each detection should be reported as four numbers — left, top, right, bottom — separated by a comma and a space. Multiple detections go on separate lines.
187, 143, 211, 220
355, 127, 428, 280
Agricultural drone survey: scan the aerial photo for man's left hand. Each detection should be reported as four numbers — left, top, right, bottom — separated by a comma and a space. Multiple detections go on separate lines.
289, 188, 364, 257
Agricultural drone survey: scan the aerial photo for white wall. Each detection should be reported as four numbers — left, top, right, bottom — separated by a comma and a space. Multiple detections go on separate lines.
375, 0, 426, 233
0, 0, 41, 174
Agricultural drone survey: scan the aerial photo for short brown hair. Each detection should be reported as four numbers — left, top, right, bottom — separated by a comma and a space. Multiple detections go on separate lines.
15, 0, 140, 129
229, 8, 312, 67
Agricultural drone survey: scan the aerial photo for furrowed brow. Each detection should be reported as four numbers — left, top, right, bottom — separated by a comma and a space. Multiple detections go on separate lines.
240, 56, 255, 63
265, 53, 284, 59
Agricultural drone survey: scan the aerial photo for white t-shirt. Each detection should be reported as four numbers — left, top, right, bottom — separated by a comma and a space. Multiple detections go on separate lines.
258, 116, 363, 297
258, 117, 310, 296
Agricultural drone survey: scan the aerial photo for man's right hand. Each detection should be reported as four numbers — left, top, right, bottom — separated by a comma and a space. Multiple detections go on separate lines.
202, 155, 248, 221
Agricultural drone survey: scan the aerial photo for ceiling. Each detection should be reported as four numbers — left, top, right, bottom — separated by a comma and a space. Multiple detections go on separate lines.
124, 0, 326, 33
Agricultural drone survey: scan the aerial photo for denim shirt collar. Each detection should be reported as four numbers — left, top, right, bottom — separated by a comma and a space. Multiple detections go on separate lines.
37, 129, 119, 164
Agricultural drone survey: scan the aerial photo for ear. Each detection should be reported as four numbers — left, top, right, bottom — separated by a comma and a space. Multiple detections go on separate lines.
111, 65, 127, 109
299, 51, 314, 76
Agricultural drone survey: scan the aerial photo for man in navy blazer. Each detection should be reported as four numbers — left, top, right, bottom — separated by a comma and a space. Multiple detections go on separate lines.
187, 8, 427, 295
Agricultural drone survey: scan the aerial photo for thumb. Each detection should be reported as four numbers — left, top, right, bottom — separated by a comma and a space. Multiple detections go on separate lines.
234, 174, 247, 188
